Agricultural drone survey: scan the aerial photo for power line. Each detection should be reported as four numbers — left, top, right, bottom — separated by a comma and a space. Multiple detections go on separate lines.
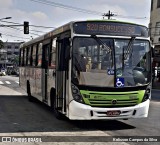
29, 0, 103, 15
29, 29, 46, 33
0, 20, 55, 29
0, 23, 41, 36
29, 0, 148, 20
0, 21, 48, 33
29, 24, 55, 29
116, 14, 147, 19
1, 33, 30, 40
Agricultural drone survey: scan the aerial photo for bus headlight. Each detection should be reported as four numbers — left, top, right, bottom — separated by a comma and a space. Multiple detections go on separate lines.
71, 84, 83, 103
142, 86, 151, 102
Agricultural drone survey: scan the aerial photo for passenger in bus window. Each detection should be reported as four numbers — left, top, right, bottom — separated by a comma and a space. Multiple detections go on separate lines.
77, 54, 87, 72
73, 50, 87, 75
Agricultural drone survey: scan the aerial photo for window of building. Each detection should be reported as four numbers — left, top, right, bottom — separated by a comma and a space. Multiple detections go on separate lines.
151, 0, 153, 11
149, 23, 152, 36
14, 52, 19, 55
7, 45, 11, 49
15, 46, 19, 49
155, 22, 160, 36
157, 0, 160, 8
7, 52, 12, 55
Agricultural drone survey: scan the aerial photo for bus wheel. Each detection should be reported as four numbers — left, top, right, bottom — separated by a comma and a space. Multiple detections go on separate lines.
50, 89, 63, 120
27, 81, 34, 102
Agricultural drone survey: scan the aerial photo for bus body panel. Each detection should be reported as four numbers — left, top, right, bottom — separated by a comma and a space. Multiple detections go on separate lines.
68, 99, 150, 120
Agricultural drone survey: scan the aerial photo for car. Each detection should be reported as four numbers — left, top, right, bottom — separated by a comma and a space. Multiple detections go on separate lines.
0, 70, 6, 76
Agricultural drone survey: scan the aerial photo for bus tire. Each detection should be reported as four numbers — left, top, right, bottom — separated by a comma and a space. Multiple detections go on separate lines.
50, 88, 63, 120
27, 81, 34, 102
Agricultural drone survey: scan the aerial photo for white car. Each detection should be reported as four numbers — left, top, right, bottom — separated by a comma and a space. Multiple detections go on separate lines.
0, 70, 6, 76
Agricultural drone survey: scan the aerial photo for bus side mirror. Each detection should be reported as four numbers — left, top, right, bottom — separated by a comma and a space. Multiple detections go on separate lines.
151, 47, 155, 58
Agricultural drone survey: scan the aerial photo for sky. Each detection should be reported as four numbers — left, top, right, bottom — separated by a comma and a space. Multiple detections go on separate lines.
0, 0, 151, 42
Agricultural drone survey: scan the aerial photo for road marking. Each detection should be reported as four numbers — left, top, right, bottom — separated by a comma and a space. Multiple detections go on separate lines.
15, 81, 19, 84
5, 81, 11, 84
0, 81, 19, 85
0, 81, 4, 84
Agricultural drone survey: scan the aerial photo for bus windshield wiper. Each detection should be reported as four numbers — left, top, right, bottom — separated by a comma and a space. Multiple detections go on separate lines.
91, 34, 113, 68
91, 35, 112, 53
124, 36, 136, 60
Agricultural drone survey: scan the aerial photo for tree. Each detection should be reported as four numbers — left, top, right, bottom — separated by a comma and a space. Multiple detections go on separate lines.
0, 39, 4, 49
11, 55, 19, 66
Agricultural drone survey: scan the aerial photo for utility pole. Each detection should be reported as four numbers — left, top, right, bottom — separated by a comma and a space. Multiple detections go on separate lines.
103, 10, 115, 19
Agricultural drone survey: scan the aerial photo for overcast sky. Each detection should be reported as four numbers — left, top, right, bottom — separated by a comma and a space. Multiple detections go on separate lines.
0, 0, 151, 42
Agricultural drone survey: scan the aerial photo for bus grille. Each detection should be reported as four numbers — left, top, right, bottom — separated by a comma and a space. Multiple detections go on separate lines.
83, 92, 140, 108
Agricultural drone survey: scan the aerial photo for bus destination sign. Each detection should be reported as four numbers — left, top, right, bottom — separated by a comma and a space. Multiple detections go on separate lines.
73, 21, 148, 37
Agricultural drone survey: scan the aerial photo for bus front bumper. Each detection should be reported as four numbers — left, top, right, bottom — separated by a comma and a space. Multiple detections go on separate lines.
68, 100, 150, 120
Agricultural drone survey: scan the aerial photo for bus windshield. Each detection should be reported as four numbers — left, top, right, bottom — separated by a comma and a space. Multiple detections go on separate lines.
72, 37, 151, 87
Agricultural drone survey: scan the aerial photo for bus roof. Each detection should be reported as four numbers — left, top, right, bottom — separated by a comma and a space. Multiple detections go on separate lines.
20, 21, 72, 48
20, 20, 148, 48
86, 19, 147, 27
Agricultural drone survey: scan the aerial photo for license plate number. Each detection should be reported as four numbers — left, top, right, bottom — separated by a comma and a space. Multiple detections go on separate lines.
106, 110, 121, 117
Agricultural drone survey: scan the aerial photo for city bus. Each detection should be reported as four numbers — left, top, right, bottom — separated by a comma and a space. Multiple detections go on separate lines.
19, 20, 153, 120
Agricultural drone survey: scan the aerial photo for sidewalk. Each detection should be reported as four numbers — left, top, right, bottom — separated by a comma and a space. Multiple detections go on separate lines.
0, 85, 23, 95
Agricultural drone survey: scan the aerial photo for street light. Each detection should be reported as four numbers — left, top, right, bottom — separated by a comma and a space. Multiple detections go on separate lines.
0, 17, 12, 21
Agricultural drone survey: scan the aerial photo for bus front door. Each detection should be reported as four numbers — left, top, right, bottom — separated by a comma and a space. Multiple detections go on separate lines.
55, 38, 70, 114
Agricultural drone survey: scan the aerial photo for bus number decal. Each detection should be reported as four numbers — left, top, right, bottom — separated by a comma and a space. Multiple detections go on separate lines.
87, 23, 98, 31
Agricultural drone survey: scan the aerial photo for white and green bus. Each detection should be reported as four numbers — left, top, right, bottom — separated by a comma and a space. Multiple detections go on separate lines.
19, 20, 153, 120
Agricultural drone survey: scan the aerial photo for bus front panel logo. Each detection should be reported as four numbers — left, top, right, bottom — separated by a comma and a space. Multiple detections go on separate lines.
111, 99, 117, 105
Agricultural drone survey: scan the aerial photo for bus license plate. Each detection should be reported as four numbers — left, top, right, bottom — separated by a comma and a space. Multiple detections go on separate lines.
106, 110, 121, 117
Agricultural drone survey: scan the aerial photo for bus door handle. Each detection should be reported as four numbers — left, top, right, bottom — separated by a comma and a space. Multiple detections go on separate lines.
53, 71, 56, 77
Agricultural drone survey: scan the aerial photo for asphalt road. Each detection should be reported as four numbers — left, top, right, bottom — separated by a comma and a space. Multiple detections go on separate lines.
0, 76, 160, 145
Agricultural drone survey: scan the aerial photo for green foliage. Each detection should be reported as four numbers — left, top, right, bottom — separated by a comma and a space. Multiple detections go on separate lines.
0, 39, 4, 49
11, 55, 19, 66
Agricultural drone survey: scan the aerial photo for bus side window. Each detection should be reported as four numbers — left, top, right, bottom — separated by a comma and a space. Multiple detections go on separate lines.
32, 44, 37, 66
19, 49, 21, 66
26, 47, 29, 66
24, 48, 26, 66
37, 43, 42, 67
49, 38, 56, 68
42, 42, 50, 68
27, 47, 31, 66
20, 49, 24, 66
30, 46, 33, 66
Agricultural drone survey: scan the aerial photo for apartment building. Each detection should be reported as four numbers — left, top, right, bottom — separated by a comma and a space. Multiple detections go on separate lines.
150, 0, 160, 54
0, 42, 21, 69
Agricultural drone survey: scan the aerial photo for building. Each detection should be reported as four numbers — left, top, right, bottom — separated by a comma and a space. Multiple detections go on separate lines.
0, 42, 21, 69
150, 0, 160, 55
